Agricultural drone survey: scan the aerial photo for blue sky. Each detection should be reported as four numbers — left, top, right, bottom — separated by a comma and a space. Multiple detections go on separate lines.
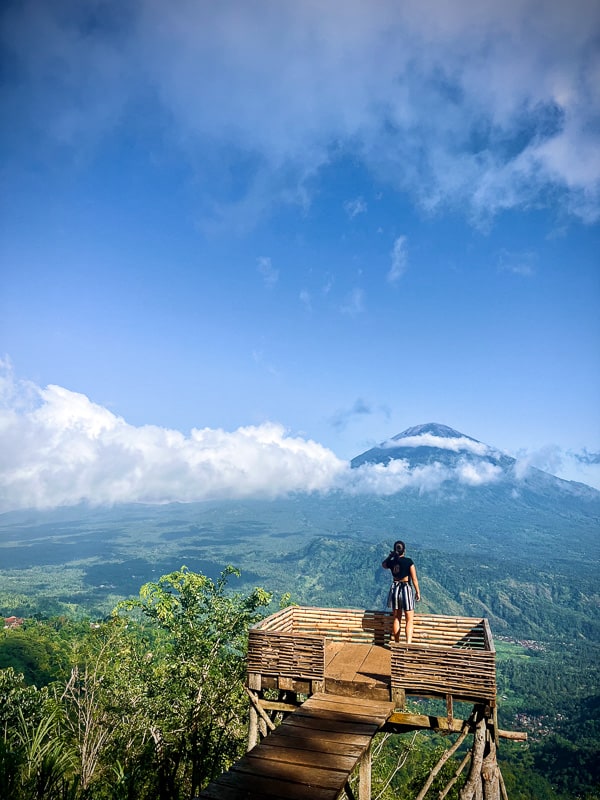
1, 0, 599, 510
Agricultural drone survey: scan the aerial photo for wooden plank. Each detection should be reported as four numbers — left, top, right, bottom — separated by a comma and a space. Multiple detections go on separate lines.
324, 678, 390, 702
258, 730, 366, 758
199, 779, 292, 800
325, 642, 370, 681
324, 640, 344, 667
281, 712, 379, 737
302, 693, 393, 726
292, 706, 387, 728
230, 756, 348, 792
304, 692, 393, 714
208, 769, 335, 800
275, 718, 373, 747
246, 743, 357, 772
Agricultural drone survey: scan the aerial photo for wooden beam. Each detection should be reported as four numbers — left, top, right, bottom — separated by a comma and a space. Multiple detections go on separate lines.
384, 712, 527, 740
386, 711, 466, 733
258, 699, 301, 713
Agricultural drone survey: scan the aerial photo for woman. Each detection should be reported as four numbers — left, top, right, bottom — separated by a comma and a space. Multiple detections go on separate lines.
382, 540, 421, 643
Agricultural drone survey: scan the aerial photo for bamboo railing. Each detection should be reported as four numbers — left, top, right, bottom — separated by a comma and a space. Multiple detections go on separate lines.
247, 606, 496, 706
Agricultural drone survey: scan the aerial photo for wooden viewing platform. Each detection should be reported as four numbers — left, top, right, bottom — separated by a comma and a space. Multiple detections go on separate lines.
200, 607, 520, 799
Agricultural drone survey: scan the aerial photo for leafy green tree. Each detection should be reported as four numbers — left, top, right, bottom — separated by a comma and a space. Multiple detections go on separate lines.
0, 666, 77, 800
111, 565, 272, 798
0, 624, 70, 686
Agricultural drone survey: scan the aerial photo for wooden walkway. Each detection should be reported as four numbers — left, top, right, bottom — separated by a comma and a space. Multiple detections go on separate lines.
200, 610, 499, 799
198, 691, 394, 799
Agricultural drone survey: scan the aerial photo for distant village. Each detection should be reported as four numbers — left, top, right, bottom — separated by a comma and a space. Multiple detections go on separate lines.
496, 634, 546, 652
3, 615, 24, 629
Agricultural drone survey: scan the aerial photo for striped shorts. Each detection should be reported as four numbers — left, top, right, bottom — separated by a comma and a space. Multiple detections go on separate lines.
387, 581, 415, 612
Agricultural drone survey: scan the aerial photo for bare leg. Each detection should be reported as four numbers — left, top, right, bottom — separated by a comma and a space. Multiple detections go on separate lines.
393, 609, 402, 643
405, 609, 415, 643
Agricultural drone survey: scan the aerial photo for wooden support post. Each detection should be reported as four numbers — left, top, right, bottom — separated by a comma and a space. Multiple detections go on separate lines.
482, 732, 500, 799
247, 672, 261, 690
459, 713, 487, 800
492, 705, 499, 748
392, 687, 406, 709
247, 705, 258, 751
358, 741, 372, 800
446, 693, 454, 728
258, 717, 267, 738
246, 675, 261, 751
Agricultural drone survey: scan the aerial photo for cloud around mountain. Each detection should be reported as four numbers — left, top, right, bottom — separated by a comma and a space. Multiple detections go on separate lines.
0, 367, 596, 512
382, 433, 491, 457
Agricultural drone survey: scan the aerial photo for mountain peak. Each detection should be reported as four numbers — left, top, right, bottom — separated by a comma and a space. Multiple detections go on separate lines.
350, 422, 499, 470
390, 423, 477, 443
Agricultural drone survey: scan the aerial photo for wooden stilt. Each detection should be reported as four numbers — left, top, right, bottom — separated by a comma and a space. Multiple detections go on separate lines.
446, 693, 454, 728
247, 705, 258, 751
459, 713, 487, 800
439, 751, 471, 799
482, 733, 500, 799
415, 712, 474, 800
358, 741, 372, 800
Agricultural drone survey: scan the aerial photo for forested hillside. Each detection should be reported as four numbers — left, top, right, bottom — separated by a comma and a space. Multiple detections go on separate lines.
0, 490, 598, 798
1, 555, 599, 798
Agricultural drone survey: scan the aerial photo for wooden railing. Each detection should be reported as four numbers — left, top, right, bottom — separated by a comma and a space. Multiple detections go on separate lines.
247, 606, 496, 705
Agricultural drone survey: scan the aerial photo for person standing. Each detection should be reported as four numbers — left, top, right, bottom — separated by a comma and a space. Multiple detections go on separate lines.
382, 540, 421, 643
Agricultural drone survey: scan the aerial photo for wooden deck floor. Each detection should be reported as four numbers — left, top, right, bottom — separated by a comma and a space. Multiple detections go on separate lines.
198, 691, 394, 800
325, 641, 391, 701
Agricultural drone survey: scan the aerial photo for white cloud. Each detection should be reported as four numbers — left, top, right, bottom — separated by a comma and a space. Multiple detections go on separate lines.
383, 433, 492, 457
257, 256, 278, 287
497, 249, 537, 277
0, 377, 345, 511
344, 196, 367, 218
388, 236, 408, 282
340, 456, 502, 494
299, 289, 312, 311
0, 370, 510, 512
514, 445, 600, 490
4, 0, 599, 223
340, 287, 365, 315
330, 398, 373, 432
455, 459, 503, 486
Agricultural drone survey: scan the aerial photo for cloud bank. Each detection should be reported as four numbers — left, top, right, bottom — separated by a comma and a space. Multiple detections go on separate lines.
3, 0, 599, 223
0, 367, 509, 512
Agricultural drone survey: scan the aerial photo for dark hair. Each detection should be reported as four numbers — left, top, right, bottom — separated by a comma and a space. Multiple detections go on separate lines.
394, 540, 406, 555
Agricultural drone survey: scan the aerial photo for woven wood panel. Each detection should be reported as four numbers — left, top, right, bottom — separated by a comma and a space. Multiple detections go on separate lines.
390, 644, 496, 703
247, 630, 325, 679
249, 607, 496, 702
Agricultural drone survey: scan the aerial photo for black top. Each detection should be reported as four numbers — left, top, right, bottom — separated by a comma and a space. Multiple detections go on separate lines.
383, 554, 414, 582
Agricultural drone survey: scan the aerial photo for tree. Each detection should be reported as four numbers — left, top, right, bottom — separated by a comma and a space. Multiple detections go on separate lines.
112, 565, 272, 798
